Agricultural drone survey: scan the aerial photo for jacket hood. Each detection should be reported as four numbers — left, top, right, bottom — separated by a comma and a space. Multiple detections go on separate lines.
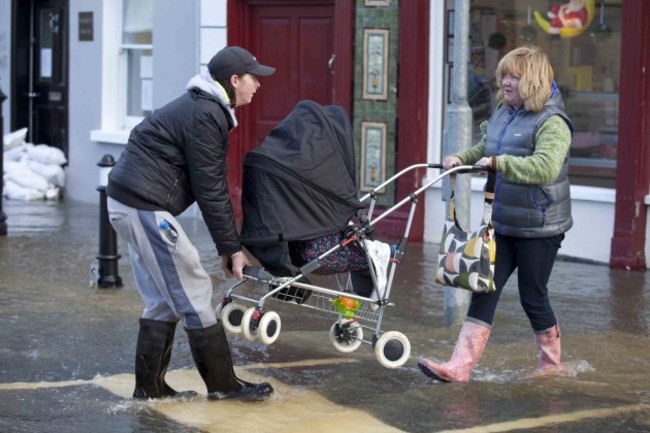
186, 71, 238, 127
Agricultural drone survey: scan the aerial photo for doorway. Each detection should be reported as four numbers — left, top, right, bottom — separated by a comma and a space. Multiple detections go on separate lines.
12, 0, 69, 157
226, 0, 353, 218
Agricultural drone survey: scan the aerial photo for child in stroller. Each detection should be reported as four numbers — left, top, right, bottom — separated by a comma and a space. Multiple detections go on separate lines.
239, 100, 391, 304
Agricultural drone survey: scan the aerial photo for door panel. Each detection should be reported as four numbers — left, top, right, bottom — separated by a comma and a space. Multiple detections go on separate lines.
249, 4, 334, 150
297, 18, 333, 102
226, 1, 337, 219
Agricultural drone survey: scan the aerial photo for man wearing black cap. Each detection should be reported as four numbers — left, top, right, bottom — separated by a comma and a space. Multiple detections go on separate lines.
105, 46, 275, 401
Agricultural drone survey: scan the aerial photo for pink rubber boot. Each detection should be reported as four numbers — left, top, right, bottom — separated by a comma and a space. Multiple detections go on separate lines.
532, 324, 563, 376
418, 321, 491, 383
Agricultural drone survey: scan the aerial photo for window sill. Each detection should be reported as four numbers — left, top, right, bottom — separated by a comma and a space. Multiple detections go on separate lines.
90, 129, 131, 145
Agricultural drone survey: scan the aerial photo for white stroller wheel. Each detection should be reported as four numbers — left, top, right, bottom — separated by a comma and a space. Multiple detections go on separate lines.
241, 307, 260, 341
221, 302, 247, 334
258, 311, 282, 345
214, 298, 225, 320
375, 331, 411, 369
329, 321, 363, 353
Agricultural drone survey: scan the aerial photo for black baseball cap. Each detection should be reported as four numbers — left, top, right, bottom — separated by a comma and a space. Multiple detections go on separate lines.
208, 46, 276, 80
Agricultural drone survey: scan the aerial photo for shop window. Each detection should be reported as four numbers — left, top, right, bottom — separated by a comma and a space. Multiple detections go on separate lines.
459, 0, 622, 188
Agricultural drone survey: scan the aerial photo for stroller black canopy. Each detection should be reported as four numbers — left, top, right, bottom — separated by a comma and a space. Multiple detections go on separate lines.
241, 100, 363, 246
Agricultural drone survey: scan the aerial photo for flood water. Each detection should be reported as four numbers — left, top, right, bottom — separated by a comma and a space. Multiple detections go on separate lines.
1, 200, 649, 432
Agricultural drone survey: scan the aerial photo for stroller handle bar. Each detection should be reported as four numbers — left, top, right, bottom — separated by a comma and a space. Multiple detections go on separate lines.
359, 163, 490, 203
361, 163, 491, 228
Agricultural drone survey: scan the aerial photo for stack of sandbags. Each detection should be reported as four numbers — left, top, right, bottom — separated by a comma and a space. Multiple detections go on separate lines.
2, 128, 66, 201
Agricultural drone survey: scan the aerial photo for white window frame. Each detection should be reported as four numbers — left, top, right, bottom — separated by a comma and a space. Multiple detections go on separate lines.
90, 1, 152, 144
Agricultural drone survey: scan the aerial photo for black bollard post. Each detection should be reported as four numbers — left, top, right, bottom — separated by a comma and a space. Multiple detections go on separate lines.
96, 154, 122, 288
0, 78, 7, 236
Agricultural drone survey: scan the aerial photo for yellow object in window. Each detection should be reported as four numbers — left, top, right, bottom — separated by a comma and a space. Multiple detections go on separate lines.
565, 66, 593, 92
533, 0, 595, 39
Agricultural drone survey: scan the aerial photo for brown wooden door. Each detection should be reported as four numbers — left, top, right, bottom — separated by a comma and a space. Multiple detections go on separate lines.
227, 0, 353, 219
247, 3, 335, 145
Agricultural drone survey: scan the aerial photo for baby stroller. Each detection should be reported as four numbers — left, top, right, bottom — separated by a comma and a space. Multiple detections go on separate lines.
217, 100, 486, 369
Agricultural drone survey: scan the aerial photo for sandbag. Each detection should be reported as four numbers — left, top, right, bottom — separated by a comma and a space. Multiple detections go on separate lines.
26, 144, 67, 165
3, 179, 45, 201
28, 160, 66, 187
3, 144, 27, 162
4, 162, 51, 192
3, 127, 28, 149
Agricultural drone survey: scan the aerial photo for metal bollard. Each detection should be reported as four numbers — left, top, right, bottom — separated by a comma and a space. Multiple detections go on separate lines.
95, 154, 122, 288
0, 78, 7, 236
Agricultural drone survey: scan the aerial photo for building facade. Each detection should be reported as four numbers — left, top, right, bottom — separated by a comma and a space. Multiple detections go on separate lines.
1, 0, 649, 269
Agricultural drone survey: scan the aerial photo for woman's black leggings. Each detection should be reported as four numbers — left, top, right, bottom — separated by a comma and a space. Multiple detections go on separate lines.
467, 233, 564, 332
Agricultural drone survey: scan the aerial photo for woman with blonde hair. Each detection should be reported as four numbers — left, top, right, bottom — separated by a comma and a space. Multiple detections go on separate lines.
419, 45, 573, 382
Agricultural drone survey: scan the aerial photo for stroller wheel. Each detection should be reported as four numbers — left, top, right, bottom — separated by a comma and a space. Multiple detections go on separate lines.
258, 311, 282, 345
221, 302, 247, 334
214, 297, 227, 320
374, 331, 411, 369
329, 320, 363, 353
241, 307, 261, 341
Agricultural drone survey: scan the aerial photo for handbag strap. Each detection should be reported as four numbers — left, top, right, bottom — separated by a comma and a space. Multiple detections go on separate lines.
448, 171, 497, 223
484, 171, 496, 204
449, 171, 496, 203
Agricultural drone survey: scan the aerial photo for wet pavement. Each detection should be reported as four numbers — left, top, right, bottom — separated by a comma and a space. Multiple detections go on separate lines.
1, 198, 649, 433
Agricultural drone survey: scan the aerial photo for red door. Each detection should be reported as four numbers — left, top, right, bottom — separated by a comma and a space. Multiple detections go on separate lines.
227, 0, 353, 219
249, 4, 335, 144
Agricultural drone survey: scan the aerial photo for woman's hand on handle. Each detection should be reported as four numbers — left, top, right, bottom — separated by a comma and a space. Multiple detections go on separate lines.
475, 156, 496, 174
442, 156, 463, 170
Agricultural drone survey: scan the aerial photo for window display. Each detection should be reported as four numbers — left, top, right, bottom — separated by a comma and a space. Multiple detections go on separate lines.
454, 0, 622, 187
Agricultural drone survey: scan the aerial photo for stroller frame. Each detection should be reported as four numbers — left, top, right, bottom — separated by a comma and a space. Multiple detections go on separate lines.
218, 164, 488, 368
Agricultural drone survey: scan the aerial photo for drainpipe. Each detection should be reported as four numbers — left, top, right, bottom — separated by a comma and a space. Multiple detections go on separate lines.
443, 0, 472, 326
0, 78, 7, 236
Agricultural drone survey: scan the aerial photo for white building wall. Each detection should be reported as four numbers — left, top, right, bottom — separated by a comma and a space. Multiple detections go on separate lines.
67, 0, 119, 204
67, 0, 201, 204
199, 0, 228, 71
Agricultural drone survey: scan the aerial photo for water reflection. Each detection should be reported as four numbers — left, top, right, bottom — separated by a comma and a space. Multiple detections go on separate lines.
609, 269, 649, 334
3, 200, 650, 432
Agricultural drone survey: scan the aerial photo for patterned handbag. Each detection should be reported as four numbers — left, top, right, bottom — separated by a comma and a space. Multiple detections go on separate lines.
435, 172, 496, 293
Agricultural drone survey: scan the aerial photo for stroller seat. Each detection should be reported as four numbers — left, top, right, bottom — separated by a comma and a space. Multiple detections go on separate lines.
240, 100, 366, 276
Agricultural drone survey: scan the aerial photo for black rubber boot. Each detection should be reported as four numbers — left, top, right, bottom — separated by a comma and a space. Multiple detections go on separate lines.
133, 318, 197, 399
186, 323, 274, 401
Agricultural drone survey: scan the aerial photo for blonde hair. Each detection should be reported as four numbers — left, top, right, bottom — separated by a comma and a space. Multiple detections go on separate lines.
495, 46, 554, 112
